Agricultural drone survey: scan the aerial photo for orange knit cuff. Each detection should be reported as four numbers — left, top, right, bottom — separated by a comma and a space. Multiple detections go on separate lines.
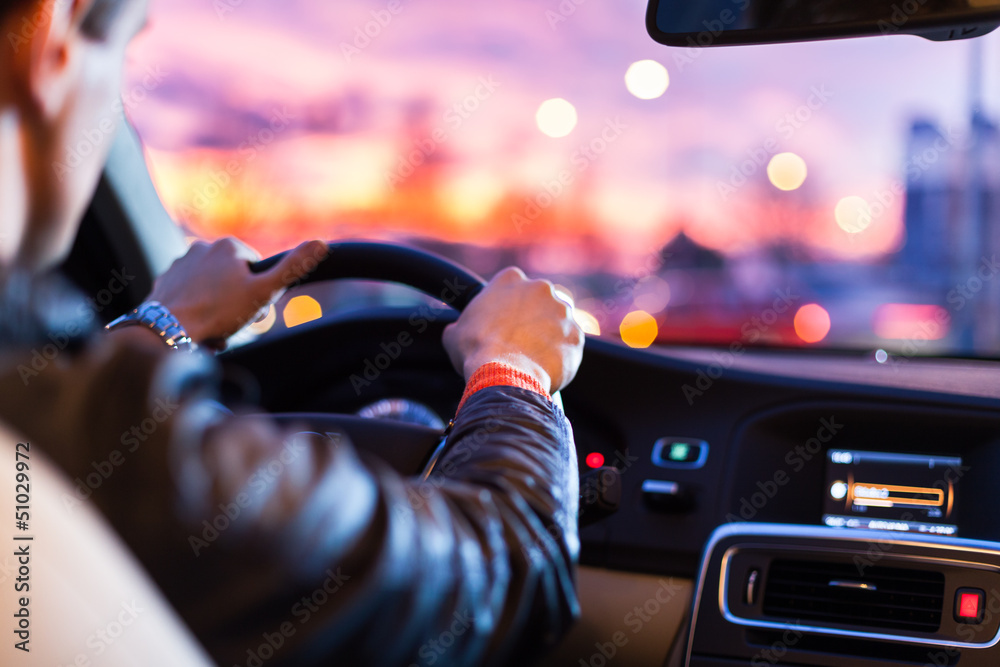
456, 362, 550, 413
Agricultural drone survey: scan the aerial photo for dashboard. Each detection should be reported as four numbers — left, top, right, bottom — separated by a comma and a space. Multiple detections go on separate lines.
224, 310, 1000, 574
713, 400, 998, 544
224, 309, 1000, 666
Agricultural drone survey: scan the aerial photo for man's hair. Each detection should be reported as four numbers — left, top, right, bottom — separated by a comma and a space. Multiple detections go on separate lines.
1, 0, 128, 39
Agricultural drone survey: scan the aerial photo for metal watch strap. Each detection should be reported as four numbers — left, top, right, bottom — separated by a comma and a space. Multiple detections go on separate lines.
105, 301, 195, 352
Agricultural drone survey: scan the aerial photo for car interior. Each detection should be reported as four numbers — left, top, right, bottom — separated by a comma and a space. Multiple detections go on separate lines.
4, 0, 1000, 665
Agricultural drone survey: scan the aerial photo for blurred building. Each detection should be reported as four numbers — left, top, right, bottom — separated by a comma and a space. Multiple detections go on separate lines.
898, 40, 1000, 353
969, 111, 1000, 350
897, 120, 962, 286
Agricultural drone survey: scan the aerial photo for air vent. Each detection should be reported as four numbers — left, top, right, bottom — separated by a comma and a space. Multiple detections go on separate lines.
762, 559, 944, 633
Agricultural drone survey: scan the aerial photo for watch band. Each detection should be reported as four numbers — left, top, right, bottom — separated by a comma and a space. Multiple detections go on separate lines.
105, 301, 195, 352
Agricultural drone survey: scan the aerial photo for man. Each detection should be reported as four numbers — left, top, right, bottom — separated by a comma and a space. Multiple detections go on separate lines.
0, 0, 584, 665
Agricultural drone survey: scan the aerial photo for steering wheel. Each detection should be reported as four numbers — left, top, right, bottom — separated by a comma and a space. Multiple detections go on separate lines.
246, 241, 616, 523
247, 241, 486, 478
251, 241, 487, 309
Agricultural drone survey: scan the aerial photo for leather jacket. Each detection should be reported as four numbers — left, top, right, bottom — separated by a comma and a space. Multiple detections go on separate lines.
0, 280, 580, 666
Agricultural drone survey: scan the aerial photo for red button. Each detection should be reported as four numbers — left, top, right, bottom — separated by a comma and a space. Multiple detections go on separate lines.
960, 593, 980, 619
955, 588, 985, 624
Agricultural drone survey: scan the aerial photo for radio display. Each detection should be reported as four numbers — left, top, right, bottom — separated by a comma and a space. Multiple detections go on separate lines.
822, 449, 960, 536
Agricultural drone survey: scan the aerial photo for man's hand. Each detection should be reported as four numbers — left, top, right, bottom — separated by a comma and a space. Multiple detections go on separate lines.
442, 267, 584, 394
147, 238, 328, 348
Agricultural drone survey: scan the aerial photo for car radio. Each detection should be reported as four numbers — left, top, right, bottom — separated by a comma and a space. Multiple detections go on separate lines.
822, 449, 962, 536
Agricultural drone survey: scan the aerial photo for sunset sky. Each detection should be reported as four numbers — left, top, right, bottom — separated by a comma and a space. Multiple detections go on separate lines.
123, 0, 1000, 271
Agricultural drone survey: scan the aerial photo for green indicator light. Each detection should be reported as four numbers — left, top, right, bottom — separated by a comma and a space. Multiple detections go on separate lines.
669, 443, 691, 461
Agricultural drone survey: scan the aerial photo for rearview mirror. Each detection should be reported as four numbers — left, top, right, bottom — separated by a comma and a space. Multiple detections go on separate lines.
646, 0, 1000, 47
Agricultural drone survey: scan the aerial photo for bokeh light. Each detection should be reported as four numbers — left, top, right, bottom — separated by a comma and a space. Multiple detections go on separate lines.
574, 309, 601, 336
835, 196, 873, 234
536, 98, 578, 138
625, 60, 670, 100
767, 152, 808, 191
794, 303, 831, 344
585, 452, 606, 469
283, 295, 323, 328
619, 310, 659, 348
247, 305, 277, 335
632, 275, 671, 313
872, 303, 948, 340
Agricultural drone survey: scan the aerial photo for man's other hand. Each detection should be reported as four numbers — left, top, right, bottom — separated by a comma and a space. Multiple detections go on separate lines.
443, 267, 585, 394
148, 238, 328, 348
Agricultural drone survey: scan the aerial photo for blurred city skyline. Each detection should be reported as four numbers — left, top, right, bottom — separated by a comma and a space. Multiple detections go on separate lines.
122, 0, 1000, 352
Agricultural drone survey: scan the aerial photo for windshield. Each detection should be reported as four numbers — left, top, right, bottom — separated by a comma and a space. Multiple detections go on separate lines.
124, 0, 1000, 357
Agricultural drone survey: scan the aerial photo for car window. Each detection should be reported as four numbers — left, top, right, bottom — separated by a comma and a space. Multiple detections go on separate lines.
124, 0, 1000, 356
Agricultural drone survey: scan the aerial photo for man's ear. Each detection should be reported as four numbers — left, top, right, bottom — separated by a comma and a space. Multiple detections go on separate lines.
10, 0, 97, 121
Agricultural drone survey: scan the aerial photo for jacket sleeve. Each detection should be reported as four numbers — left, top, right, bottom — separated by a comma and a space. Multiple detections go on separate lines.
0, 338, 580, 666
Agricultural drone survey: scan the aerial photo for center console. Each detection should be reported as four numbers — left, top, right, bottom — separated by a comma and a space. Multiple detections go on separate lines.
682, 400, 1000, 666
685, 523, 1000, 667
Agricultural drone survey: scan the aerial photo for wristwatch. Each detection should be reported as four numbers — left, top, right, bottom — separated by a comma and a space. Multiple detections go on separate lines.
105, 301, 195, 352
